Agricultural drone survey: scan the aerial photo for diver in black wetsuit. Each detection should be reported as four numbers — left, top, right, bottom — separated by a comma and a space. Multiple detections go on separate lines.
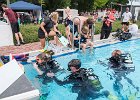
35, 52, 61, 84
108, 50, 139, 98
109, 50, 135, 71
47, 59, 115, 100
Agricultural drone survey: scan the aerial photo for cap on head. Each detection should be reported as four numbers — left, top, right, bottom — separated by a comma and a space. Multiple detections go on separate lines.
68, 59, 81, 71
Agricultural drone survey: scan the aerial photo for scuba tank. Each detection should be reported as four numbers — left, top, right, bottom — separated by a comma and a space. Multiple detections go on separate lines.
119, 53, 135, 71
80, 68, 103, 91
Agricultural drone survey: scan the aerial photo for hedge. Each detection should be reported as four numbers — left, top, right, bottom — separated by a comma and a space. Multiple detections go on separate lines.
19, 20, 140, 43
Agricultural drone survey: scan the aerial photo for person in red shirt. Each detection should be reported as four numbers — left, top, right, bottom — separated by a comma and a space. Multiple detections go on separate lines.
1, 4, 24, 46
100, 10, 115, 39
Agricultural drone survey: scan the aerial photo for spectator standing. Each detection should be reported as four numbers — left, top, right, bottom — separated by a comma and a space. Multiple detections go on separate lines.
122, 7, 132, 24
1, 4, 24, 46
121, 7, 132, 31
100, 10, 115, 39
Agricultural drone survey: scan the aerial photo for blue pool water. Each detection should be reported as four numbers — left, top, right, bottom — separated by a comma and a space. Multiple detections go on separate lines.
23, 39, 140, 100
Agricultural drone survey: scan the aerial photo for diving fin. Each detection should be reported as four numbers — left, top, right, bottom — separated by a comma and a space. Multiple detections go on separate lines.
44, 38, 49, 50
39, 38, 50, 53
56, 32, 69, 47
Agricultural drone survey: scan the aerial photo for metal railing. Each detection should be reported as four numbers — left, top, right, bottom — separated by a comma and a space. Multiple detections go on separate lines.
91, 23, 95, 42
72, 17, 81, 50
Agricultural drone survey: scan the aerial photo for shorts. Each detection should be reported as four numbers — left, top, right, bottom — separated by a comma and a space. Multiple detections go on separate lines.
74, 39, 86, 48
38, 29, 50, 39
89, 24, 92, 29
16, 23, 20, 32
70, 24, 78, 34
11, 22, 19, 33
64, 18, 73, 27
121, 22, 129, 26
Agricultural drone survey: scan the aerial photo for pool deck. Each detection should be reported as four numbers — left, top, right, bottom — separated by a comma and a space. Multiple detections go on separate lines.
0, 31, 140, 56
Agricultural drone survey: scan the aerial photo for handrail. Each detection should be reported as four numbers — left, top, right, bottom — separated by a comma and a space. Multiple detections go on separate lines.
91, 23, 95, 42
72, 17, 81, 50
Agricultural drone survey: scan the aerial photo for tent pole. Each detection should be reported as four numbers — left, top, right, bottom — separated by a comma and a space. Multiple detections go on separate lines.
7, 0, 10, 7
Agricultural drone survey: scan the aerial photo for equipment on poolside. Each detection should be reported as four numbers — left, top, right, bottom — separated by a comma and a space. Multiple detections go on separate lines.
56, 32, 69, 47
112, 29, 132, 41
9, 53, 29, 62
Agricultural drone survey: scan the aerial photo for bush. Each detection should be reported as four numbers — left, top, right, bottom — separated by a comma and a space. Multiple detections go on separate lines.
20, 24, 39, 43
19, 24, 66, 43
19, 20, 139, 43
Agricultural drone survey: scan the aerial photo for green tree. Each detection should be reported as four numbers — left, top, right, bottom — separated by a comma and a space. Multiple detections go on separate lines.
78, 0, 94, 12
45, 0, 71, 11
94, 0, 109, 8
71, 0, 109, 12
109, 0, 129, 5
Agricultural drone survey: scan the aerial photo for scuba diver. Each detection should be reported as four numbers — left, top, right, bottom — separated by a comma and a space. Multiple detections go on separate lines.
47, 59, 117, 100
109, 50, 135, 72
35, 51, 62, 84
108, 50, 139, 99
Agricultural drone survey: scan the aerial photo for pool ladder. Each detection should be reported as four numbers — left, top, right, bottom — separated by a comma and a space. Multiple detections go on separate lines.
72, 17, 95, 50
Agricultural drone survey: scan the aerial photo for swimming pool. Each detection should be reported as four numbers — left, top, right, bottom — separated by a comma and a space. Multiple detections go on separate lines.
23, 39, 140, 100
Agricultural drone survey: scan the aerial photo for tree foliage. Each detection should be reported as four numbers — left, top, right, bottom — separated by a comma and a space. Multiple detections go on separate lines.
94, 0, 109, 8
45, 0, 71, 11
2, 0, 129, 12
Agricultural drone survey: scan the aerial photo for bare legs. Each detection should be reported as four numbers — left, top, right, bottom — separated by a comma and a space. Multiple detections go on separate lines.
40, 38, 46, 49
40, 31, 61, 49
65, 26, 72, 45
15, 32, 24, 46
80, 41, 94, 53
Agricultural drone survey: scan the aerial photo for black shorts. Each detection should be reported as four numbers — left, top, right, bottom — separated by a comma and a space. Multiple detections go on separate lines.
11, 22, 19, 33
38, 29, 50, 39
89, 24, 92, 29
16, 23, 20, 32
121, 22, 129, 26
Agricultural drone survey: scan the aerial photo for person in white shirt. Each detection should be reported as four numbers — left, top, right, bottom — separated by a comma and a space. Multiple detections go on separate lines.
121, 7, 132, 32
129, 20, 138, 36
122, 7, 132, 23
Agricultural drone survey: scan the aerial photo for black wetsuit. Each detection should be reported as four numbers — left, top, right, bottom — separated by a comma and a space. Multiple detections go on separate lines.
100, 16, 112, 39
109, 54, 130, 72
109, 54, 138, 95
74, 34, 87, 48
36, 60, 60, 84
53, 68, 107, 100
